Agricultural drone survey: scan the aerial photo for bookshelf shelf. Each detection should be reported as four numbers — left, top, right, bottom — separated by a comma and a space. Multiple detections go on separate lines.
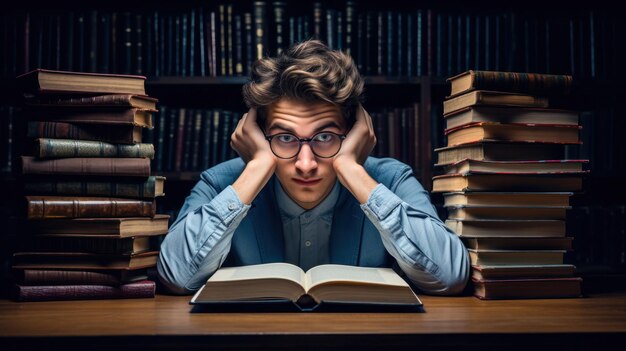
145, 75, 447, 86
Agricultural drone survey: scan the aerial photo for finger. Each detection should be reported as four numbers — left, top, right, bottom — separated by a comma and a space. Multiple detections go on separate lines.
245, 107, 257, 125
357, 104, 374, 132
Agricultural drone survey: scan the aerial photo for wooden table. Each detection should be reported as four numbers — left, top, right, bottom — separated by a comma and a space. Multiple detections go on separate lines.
2, 292, 626, 350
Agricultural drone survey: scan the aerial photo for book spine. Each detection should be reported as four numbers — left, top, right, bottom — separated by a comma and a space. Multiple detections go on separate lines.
14, 280, 156, 302
27, 108, 149, 127
234, 14, 243, 75
189, 9, 195, 76
181, 12, 187, 76
244, 12, 253, 76
26, 196, 156, 219
24, 176, 160, 199
472, 71, 573, 95
345, 1, 354, 56
21, 156, 151, 177
274, 1, 286, 55
219, 5, 226, 75
34, 139, 154, 158
23, 237, 137, 255
254, 1, 267, 60
27, 94, 153, 108
198, 8, 206, 76
19, 269, 133, 286
28, 121, 138, 144
226, 4, 233, 75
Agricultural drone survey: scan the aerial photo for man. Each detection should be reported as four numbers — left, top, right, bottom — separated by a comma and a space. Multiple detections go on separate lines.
157, 40, 469, 295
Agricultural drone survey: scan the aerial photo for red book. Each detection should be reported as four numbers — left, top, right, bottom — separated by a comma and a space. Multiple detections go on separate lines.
13, 280, 156, 301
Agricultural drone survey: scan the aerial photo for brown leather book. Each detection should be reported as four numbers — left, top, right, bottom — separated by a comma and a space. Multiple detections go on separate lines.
28, 120, 142, 144
24, 94, 158, 110
16, 268, 149, 285
27, 214, 170, 237
23, 176, 166, 199
21, 234, 155, 254
33, 138, 155, 158
16, 69, 147, 95
26, 196, 157, 219
13, 280, 156, 301
12, 251, 160, 270
25, 107, 154, 128
21, 156, 151, 177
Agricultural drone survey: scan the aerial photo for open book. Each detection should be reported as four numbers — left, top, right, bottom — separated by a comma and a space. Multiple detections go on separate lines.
190, 263, 423, 312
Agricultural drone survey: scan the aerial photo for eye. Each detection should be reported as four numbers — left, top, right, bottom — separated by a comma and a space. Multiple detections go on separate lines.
276, 134, 297, 143
313, 132, 335, 143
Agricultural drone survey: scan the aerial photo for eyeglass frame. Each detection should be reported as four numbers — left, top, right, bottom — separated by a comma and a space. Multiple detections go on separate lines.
264, 131, 347, 159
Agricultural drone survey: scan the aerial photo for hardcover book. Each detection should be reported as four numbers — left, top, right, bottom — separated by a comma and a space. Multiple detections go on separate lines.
24, 176, 166, 199
461, 236, 573, 250
467, 249, 566, 266
447, 70, 573, 98
472, 277, 582, 300
446, 219, 566, 237
471, 264, 576, 280
434, 140, 569, 165
25, 107, 154, 128
437, 159, 587, 173
444, 106, 579, 129
443, 90, 549, 116
22, 235, 154, 254
15, 268, 149, 285
432, 173, 584, 192
21, 156, 151, 177
26, 214, 170, 237
443, 191, 572, 207
444, 122, 581, 146
28, 121, 143, 144
446, 205, 569, 220
25, 196, 157, 219
16, 69, 147, 95
13, 279, 156, 301
25, 94, 158, 110
32, 138, 155, 158
190, 263, 423, 312
12, 251, 160, 270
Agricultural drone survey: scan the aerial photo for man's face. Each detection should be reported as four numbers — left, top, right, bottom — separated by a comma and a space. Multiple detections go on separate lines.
265, 98, 346, 210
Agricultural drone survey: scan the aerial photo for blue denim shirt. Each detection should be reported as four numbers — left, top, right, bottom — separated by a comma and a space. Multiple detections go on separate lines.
157, 156, 470, 295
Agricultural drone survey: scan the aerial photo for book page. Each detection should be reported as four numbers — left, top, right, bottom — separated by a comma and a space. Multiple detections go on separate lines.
304, 264, 409, 291
208, 262, 306, 287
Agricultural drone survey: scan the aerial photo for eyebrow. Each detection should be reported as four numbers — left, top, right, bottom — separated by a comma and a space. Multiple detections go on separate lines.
268, 121, 343, 134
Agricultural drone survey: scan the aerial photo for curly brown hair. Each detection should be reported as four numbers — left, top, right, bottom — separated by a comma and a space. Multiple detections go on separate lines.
242, 39, 364, 127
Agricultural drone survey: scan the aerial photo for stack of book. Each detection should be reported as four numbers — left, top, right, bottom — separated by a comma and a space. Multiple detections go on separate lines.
11, 69, 169, 301
432, 70, 588, 300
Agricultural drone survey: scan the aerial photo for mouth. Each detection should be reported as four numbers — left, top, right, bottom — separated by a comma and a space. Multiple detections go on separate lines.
292, 178, 322, 186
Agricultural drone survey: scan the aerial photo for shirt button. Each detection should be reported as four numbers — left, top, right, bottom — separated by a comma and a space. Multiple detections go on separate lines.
228, 203, 237, 211
305, 241, 312, 247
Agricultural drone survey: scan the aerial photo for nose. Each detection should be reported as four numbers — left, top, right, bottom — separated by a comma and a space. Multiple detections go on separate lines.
294, 143, 318, 174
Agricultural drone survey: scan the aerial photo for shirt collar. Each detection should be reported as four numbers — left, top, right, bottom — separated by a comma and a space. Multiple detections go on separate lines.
275, 177, 340, 221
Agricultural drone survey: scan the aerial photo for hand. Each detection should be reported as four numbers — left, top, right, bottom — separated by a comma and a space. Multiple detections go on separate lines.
230, 108, 277, 166
333, 104, 377, 170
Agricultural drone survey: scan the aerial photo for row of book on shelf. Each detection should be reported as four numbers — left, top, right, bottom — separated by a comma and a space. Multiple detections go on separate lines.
1, 1, 612, 79
11, 69, 169, 301
431, 70, 588, 299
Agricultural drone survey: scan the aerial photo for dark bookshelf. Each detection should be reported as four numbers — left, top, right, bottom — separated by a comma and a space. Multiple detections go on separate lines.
1, 0, 625, 295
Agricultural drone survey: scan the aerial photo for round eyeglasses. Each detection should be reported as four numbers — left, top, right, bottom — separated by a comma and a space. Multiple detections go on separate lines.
265, 131, 346, 159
